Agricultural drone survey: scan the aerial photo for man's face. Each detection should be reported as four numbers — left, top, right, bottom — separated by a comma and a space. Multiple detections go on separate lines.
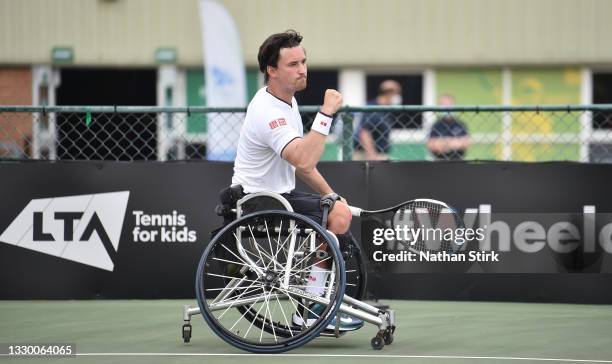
270, 46, 307, 92
378, 81, 402, 105
439, 95, 455, 106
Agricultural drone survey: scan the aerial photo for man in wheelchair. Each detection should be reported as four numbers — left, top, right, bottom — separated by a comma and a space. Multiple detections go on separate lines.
222, 30, 363, 332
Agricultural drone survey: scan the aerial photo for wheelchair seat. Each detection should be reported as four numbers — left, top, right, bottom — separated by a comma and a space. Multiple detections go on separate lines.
216, 185, 293, 223
237, 191, 294, 218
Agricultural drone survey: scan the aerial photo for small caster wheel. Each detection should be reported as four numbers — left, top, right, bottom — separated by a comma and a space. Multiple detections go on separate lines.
383, 331, 394, 345
182, 323, 192, 343
371, 335, 385, 350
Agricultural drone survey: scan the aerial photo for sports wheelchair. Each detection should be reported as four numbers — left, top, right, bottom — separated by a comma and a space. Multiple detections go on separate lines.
181, 186, 395, 353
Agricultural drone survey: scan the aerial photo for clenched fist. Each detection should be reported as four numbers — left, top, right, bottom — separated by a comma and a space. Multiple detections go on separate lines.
320, 89, 343, 116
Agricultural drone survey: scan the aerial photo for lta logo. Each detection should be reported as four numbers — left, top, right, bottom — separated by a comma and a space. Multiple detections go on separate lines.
0, 192, 130, 271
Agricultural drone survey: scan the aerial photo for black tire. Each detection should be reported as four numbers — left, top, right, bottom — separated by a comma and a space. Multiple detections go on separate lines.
182, 324, 192, 343
383, 331, 393, 345
371, 336, 384, 350
196, 210, 346, 353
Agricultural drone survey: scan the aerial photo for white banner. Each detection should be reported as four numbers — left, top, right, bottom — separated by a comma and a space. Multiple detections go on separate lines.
199, 0, 246, 161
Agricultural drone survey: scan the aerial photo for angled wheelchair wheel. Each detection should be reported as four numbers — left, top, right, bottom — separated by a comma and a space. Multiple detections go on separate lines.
233, 221, 367, 339
238, 231, 367, 339
196, 210, 346, 353
342, 236, 367, 300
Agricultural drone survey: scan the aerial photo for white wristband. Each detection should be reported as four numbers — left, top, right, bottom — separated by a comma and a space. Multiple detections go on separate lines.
310, 112, 333, 136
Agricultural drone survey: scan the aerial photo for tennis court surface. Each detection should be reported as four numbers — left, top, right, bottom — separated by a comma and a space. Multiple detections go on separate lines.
1, 299, 611, 364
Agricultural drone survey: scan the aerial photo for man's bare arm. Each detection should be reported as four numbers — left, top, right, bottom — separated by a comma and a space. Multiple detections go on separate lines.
296, 167, 333, 195
282, 89, 342, 173
359, 129, 379, 158
427, 136, 471, 153
282, 131, 327, 172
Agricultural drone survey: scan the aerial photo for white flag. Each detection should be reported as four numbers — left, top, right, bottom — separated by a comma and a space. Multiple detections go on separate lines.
199, 0, 246, 161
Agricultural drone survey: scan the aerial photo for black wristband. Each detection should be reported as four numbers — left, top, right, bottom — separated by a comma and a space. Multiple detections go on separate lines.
318, 110, 333, 118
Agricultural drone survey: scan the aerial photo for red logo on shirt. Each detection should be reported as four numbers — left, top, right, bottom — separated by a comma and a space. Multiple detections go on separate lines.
320, 121, 328, 126
269, 118, 287, 130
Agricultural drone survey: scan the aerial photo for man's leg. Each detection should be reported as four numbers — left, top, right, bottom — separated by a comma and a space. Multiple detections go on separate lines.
281, 190, 331, 295
327, 199, 352, 235
283, 190, 363, 331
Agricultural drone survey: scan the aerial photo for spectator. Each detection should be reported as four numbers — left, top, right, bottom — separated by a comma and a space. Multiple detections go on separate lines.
353, 80, 402, 160
427, 94, 470, 160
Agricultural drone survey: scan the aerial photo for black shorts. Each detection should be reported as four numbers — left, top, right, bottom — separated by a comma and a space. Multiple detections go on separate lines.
281, 190, 357, 253
281, 190, 324, 225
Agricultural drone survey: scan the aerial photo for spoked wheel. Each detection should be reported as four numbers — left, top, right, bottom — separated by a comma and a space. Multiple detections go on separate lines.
196, 210, 346, 353
234, 221, 367, 339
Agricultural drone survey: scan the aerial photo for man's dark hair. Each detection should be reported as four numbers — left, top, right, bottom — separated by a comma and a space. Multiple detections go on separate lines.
378, 80, 402, 96
258, 30, 303, 84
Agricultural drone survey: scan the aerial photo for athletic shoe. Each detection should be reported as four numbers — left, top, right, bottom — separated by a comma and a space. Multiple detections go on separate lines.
292, 303, 364, 331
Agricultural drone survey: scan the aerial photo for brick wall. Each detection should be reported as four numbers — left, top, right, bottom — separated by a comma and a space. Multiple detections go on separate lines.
0, 68, 32, 158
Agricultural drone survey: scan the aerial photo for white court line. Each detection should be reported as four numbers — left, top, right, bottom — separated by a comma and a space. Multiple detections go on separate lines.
63, 353, 612, 363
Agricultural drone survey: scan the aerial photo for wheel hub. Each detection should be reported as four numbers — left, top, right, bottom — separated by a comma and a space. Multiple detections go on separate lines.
262, 270, 280, 289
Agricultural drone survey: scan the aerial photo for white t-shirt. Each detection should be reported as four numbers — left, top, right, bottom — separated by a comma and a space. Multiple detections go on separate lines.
232, 87, 303, 193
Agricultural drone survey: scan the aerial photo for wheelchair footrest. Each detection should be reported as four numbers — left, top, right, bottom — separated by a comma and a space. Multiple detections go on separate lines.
318, 329, 347, 338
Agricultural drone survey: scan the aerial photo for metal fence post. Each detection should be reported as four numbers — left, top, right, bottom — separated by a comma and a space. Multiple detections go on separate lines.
341, 112, 353, 161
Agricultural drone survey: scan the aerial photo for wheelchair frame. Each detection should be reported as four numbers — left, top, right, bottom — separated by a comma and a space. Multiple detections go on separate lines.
181, 191, 396, 352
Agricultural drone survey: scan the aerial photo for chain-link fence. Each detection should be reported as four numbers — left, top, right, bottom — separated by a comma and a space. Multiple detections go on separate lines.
1, 105, 612, 162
